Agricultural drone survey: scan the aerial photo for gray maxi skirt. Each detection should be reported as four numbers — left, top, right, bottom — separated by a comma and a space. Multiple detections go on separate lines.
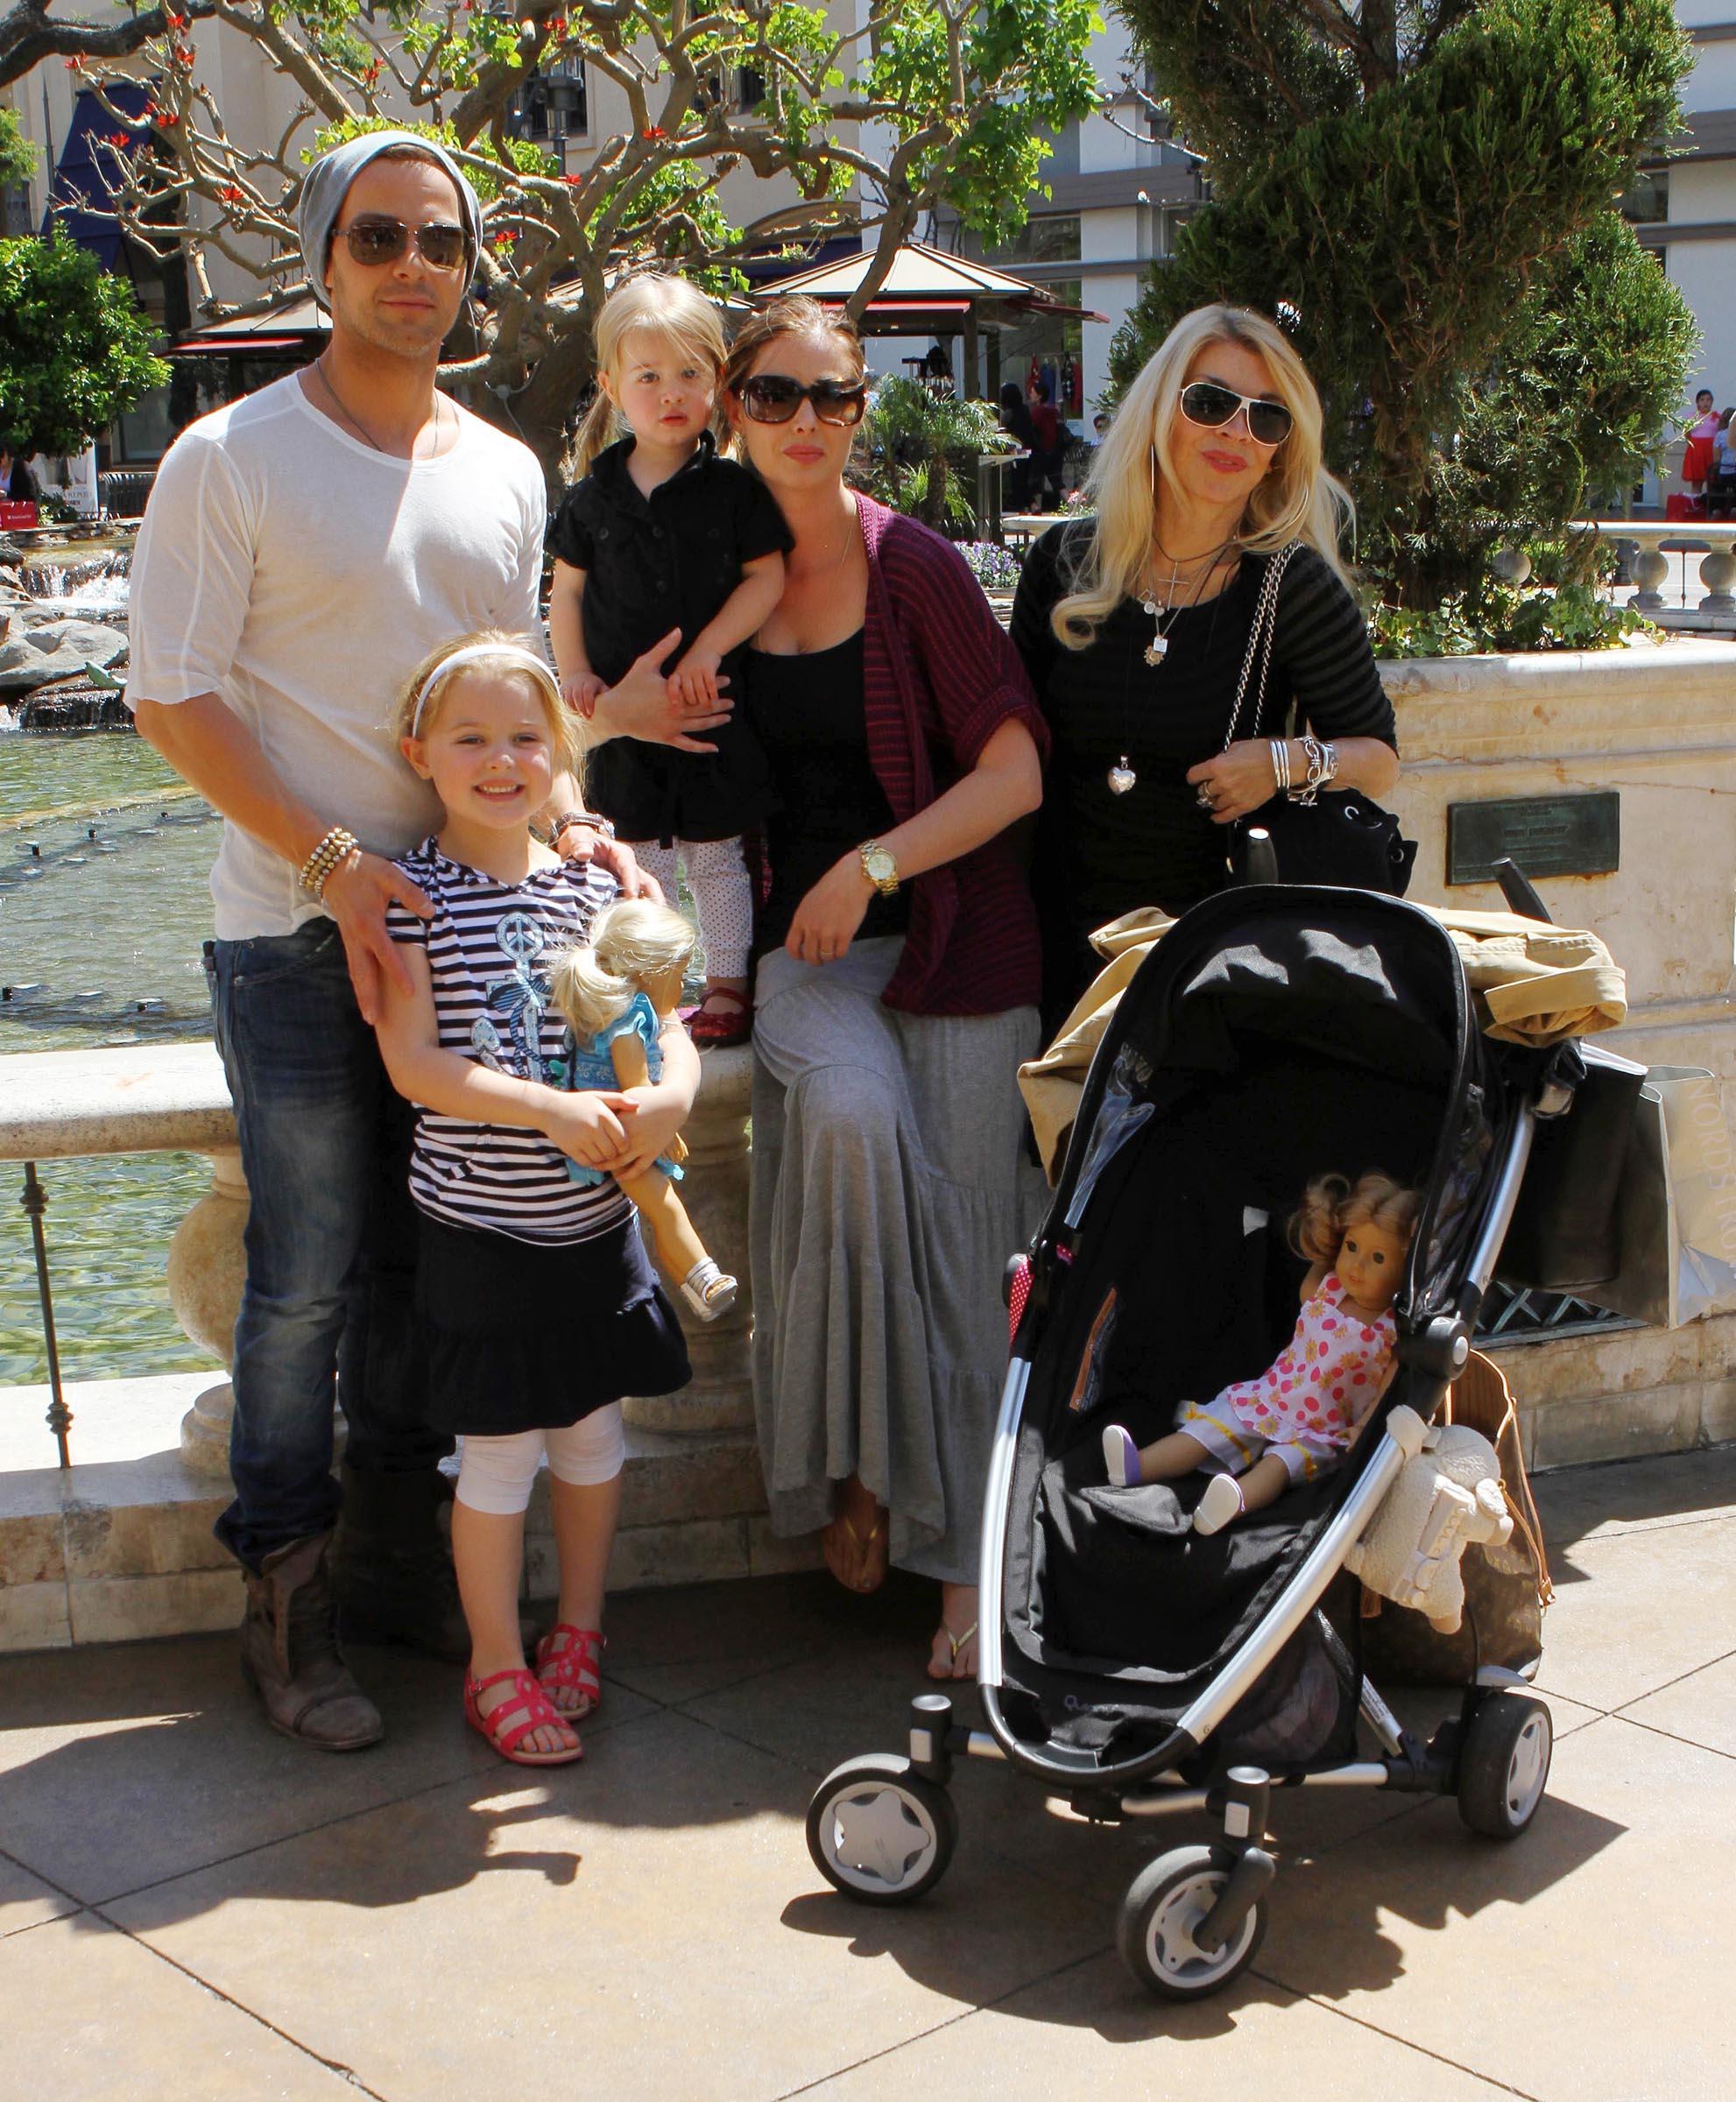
750, 936, 1042, 1584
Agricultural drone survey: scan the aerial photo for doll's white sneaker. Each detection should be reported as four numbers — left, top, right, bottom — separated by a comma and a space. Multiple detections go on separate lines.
1193, 1474, 1246, 1536
1102, 1424, 1141, 1486
680, 1259, 737, 1323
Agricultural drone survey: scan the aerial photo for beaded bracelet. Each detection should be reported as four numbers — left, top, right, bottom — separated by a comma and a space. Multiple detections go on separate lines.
298, 825, 359, 899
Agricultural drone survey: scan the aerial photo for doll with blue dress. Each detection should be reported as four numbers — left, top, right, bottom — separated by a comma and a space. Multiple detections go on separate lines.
548, 900, 737, 1322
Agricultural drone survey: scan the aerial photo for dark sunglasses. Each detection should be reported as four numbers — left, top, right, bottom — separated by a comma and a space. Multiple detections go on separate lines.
1178, 379, 1294, 447
336, 215, 469, 272
736, 374, 868, 427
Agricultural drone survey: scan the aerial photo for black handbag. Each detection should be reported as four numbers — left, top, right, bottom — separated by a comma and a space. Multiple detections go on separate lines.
1223, 546, 1415, 896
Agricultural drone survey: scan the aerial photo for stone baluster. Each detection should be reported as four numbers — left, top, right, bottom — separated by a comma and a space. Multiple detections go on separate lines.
1697, 533, 1736, 616
1627, 545, 1670, 613
170, 1147, 251, 1474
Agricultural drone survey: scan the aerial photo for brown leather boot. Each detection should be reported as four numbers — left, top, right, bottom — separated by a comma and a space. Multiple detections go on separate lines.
240, 1532, 385, 1752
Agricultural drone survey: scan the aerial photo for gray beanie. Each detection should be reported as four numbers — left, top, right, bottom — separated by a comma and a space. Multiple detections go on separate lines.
298, 130, 484, 309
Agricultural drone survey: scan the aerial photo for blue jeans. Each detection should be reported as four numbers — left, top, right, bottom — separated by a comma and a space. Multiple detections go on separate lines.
208, 920, 449, 1569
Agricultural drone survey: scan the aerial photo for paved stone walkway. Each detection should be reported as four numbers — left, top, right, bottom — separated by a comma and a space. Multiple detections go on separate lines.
4, 1445, 1732, 2100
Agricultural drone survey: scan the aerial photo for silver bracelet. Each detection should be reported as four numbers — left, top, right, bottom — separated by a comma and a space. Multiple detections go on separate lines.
1289, 733, 1330, 805
1269, 738, 1291, 793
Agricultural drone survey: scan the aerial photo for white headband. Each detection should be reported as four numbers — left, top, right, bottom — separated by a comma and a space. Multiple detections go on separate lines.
411, 642, 559, 737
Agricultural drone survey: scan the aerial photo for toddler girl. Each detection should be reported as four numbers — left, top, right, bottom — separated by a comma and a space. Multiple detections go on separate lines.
374, 631, 695, 1766
548, 272, 793, 1048
1101, 1172, 1418, 1534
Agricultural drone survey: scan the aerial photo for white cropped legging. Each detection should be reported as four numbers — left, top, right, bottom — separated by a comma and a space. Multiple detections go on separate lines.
454, 1405, 625, 1517
633, 836, 752, 982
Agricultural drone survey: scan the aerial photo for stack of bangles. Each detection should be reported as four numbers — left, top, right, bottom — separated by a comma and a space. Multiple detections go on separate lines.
1269, 734, 1337, 805
298, 825, 359, 899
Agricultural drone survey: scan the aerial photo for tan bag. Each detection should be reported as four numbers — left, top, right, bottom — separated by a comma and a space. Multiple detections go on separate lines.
1360, 1349, 1553, 1684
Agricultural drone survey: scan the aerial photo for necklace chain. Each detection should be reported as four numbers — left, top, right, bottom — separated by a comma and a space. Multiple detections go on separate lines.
314, 354, 446, 460
1108, 533, 1241, 796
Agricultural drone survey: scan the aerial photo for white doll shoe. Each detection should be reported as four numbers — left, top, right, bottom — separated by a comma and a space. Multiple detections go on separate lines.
1193, 1474, 1246, 1536
680, 1259, 737, 1323
1101, 1424, 1142, 1487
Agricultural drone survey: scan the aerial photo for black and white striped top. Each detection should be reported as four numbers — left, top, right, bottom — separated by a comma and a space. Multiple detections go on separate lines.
385, 839, 629, 1245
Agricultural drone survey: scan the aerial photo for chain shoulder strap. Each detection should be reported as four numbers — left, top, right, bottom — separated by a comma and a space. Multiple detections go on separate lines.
1221, 541, 1302, 753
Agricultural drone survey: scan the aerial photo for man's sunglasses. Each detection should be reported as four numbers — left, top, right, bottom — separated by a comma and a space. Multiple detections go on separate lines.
335, 215, 469, 272
735, 374, 868, 427
1178, 379, 1294, 448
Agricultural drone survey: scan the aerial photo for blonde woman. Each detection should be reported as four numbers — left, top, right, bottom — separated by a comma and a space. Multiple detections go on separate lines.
547, 272, 792, 1047
1011, 304, 1399, 1022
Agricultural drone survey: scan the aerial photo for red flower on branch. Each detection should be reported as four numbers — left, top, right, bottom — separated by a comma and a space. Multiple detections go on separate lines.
561, 174, 584, 186
641, 126, 668, 141
166, 11, 188, 26
218, 185, 246, 204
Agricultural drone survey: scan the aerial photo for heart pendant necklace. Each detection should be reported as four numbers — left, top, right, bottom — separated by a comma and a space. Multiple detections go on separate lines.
1109, 538, 1241, 797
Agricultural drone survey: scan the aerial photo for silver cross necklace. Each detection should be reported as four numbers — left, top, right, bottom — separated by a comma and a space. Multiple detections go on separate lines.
1108, 535, 1240, 796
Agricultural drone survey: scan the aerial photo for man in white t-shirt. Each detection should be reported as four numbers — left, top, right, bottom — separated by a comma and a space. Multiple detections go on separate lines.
126, 133, 674, 1749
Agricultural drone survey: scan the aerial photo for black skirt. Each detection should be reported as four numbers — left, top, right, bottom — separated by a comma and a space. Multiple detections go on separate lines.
414, 1210, 691, 1437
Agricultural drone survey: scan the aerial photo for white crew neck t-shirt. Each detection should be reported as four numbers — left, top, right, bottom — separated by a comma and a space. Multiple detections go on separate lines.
125, 374, 547, 940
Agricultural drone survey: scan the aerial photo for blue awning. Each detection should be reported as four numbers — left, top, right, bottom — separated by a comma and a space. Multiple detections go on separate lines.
43, 83, 152, 267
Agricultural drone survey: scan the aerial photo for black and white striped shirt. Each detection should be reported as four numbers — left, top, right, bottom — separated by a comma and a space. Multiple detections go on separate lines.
385, 839, 629, 1245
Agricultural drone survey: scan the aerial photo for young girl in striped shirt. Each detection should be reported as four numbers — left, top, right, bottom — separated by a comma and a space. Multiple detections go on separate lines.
374, 631, 694, 1767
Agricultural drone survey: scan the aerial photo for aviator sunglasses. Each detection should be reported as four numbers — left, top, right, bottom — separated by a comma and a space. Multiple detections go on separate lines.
1178, 378, 1294, 448
735, 373, 869, 427
335, 215, 469, 272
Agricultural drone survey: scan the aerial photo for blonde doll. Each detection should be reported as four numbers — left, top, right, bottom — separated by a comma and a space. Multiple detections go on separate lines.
548, 899, 738, 1322
1102, 1171, 1419, 1533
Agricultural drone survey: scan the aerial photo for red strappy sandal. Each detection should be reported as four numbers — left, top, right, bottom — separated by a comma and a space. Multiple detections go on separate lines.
688, 988, 752, 1049
464, 1667, 584, 1766
534, 1624, 603, 1719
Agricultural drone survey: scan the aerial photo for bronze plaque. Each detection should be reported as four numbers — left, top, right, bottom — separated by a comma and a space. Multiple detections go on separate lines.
1448, 792, 1620, 885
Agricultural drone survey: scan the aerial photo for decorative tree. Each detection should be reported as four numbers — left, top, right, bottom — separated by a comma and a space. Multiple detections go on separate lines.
62, 1, 1098, 474
0, 3, 215, 88
0, 224, 169, 453
1111, 0, 1696, 604
1, 102, 37, 187
861, 374, 1013, 530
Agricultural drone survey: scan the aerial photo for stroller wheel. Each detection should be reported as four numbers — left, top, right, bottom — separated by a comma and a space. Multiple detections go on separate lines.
1117, 1845, 1267, 2000
806, 1754, 958, 1906
1457, 1692, 1552, 1839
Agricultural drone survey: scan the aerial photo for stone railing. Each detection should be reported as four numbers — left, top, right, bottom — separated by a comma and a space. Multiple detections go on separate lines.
1595, 519, 1736, 622
0, 1040, 755, 1472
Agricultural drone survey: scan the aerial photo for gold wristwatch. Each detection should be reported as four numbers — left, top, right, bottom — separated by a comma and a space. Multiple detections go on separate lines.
858, 839, 900, 896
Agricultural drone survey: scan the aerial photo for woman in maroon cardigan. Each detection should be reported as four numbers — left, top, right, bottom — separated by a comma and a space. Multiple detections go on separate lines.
719, 297, 1048, 1679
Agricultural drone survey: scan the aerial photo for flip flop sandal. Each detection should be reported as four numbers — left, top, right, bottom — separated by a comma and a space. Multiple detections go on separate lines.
534, 1624, 603, 1719
929, 1620, 978, 1681
464, 1667, 583, 1766
688, 989, 752, 1049
825, 1509, 887, 1593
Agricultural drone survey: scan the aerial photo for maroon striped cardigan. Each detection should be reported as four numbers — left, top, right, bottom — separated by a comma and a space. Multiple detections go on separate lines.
850, 496, 1048, 1016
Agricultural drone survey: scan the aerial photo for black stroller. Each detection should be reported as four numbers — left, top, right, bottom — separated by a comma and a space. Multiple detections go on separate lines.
806, 874, 1598, 2000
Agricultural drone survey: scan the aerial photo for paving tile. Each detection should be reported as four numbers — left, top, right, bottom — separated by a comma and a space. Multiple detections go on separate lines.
1530, 1515, 1736, 1713
1620, 1649, 1736, 1759
799, 1950, 1512, 2100
0, 1629, 651, 1905
0, 1850, 79, 1936
107, 1708, 1110, 2102
0, 1910, 352, 2100
1533, 1442, 1736, 1553
603, 1566, 913, 1708
1253, 1715, 1736, 2102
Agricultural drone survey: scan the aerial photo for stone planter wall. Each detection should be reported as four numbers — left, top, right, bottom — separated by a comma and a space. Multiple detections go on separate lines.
1379, 640, 1736, 1082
